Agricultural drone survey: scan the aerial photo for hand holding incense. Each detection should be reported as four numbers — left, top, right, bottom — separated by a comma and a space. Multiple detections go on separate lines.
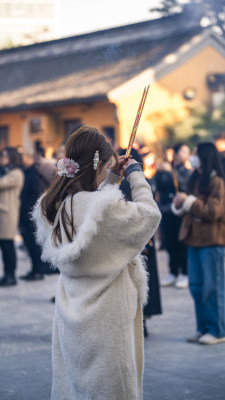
119, 85, 150, 186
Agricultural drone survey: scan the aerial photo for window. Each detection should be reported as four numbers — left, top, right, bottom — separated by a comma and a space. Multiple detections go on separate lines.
207, 74, 225, 91
207, 74, 225, 108
30, 117, 43, 133
0, 126, 9, 149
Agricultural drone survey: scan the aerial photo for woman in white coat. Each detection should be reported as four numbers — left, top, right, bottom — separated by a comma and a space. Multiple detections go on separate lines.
0, 147, 24, 286
32, 125, 161, 400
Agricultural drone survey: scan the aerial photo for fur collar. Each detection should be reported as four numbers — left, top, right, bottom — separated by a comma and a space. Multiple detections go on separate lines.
32, 183, 125, 265
32, 182, 149, 306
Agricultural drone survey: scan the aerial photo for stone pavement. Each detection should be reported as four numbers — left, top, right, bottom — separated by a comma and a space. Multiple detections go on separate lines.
0, 247, 225, 400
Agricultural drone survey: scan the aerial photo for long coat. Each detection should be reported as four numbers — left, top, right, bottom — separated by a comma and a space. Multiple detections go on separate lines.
32, 170, 161, 400
0, 168, 24, 239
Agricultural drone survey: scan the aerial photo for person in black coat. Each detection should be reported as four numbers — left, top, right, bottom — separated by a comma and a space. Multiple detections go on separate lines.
155, 166, 184, 283
19, 150, 47, 280
155, 143, 191, 289
120, 170, 162, 337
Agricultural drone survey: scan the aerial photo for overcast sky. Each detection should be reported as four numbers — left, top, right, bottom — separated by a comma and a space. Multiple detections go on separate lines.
60, 0, 159, 37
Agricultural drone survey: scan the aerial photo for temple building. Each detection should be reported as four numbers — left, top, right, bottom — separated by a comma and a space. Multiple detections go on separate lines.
0, 10, 225, 154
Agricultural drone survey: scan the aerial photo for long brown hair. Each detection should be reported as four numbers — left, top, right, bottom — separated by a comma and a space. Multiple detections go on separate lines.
41, 125, 117, 245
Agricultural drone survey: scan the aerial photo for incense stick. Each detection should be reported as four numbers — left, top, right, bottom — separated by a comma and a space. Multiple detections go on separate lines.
119, 85, 150, 186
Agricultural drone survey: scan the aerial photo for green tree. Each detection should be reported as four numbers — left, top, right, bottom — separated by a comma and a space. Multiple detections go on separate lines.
162, 101, 225, 148
194, 103, 225, 138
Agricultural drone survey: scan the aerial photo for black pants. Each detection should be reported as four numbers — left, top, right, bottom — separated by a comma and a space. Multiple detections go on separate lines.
0, 239, 17, 277
20, 219, 44, 274
161, 213, 187, 276
143, 241, 162, 317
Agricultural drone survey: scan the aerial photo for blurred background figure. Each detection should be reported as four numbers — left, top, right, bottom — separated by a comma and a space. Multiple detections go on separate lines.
0, 147, 24, 286
19, 149, 53, 281
140, 147, 162, 336
172, 142, 225, 345
35, 146, 57, 189
155, 143, 191, 289
142, 238, 162, 338
173, 143, 191, 190
165, 147, 174, 164
55, 142, 66, 162
215, 133, 225, 175
142, 151, 157, 180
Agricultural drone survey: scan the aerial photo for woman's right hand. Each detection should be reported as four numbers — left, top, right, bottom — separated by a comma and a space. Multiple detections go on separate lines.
123, 158, 138, 171
110, 155, 137, 174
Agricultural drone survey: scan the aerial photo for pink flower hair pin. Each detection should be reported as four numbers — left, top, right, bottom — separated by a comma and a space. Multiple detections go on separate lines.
57, 158, 80, 178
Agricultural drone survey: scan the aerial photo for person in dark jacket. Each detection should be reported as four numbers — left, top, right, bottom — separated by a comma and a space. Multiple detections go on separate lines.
142, 237, 162, 337
120, 170, 162, 337
19, 150, 47, 280
155, 143, 191, 289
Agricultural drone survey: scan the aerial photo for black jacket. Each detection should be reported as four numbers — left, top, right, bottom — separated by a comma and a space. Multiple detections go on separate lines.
154, 170, 176, 214
155, 164, 191, 214
20, 164, 45, 224
176, 163, 192, 192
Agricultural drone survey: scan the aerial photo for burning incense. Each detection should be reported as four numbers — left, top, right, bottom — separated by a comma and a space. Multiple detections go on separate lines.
119, 85, 150, 186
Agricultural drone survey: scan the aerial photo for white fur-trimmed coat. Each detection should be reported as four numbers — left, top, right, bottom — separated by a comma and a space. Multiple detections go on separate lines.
32, 170, 161, 400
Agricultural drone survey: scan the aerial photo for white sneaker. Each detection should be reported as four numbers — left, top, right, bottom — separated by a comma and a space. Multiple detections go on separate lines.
160, 273, 176, 287
175, 274, 188, 289
198, 333, 225, 345
187, 332, 203, 343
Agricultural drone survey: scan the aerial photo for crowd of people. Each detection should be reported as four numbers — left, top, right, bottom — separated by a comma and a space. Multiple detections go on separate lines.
0, 133, 225, 348
120, 139, 225, 344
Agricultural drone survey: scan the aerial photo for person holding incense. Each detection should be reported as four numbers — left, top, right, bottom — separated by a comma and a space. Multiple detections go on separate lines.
32, 125, 161, 400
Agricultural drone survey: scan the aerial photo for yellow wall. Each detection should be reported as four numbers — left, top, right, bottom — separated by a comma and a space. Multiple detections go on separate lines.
159, 45, 225, 106
110, 45, 225, 147
52, 100, 118, 147
0, 113, 23, 147
0, 100, 118, 151
0, 111, 56, 149
111, 83, 190, 148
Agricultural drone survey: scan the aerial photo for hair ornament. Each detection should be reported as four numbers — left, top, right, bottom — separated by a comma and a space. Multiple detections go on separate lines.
93, 150, 100, 170
57, 158, 80, 178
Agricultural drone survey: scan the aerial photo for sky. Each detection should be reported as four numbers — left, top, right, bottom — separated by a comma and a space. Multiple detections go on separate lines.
60, 0, 159, 37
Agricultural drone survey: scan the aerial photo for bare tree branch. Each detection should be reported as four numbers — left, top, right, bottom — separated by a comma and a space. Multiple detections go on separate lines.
149, 0, 225, 34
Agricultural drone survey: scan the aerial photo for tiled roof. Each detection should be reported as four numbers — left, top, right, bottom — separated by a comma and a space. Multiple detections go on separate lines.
0, 11, 204, 111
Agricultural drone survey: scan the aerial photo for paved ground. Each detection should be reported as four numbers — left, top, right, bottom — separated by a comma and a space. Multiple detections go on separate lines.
0, 247, 225, 400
